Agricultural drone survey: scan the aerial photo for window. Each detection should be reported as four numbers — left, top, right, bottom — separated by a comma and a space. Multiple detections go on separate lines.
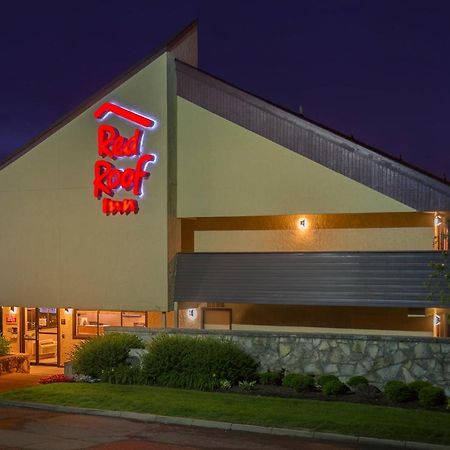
74, 310, 147, 338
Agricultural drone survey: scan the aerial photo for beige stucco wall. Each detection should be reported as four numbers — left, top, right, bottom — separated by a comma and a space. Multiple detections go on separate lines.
0, 54, 170, 311
195, 227, 434, 252
177, 98, 414, 217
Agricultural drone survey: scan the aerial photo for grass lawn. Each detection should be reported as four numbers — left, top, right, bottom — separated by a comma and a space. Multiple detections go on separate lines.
1, 383, 449, 445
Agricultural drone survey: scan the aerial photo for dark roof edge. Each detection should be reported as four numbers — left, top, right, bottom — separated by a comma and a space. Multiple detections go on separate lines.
0, 20, 198, 172
176, 60, 450, 189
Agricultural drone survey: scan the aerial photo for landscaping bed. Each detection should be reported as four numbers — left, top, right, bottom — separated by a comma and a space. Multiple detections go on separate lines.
225, 383, 449, 411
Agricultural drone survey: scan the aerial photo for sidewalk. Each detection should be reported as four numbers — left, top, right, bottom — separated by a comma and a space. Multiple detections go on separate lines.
0, 366, 63, 393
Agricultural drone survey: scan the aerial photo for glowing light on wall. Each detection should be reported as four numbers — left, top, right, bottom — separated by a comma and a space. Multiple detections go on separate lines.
434, 215, 443, 227
187, 308, 198, 321
297, 218, 308, 229
93, 102, 158, 215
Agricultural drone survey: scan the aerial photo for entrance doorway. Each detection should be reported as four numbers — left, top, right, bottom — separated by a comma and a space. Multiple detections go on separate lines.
22, 307, 59, 365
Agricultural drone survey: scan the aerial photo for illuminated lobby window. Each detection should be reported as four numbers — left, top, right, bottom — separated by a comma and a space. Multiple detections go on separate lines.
75, 310, 146, 337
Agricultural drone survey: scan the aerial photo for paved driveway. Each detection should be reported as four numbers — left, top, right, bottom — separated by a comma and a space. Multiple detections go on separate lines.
0, 406, 404, 450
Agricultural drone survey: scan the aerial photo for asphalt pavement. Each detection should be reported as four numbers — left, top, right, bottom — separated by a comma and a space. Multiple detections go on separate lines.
0, 406, 406, 450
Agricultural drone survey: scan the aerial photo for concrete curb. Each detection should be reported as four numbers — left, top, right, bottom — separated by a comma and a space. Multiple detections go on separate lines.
0, 399, 449, 450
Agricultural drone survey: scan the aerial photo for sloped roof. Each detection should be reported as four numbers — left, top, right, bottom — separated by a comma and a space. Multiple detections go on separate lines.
0, 21, 198, 172
1, 20, 449, 212
176, 61, 450, 212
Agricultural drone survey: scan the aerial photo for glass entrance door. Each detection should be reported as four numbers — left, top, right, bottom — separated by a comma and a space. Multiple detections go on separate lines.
22, 307, 59, 365
23, 308, 37, 364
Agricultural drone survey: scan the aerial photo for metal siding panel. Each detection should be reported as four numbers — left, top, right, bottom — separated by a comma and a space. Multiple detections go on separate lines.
176, 62, 450, 211
174, 252, 447, 307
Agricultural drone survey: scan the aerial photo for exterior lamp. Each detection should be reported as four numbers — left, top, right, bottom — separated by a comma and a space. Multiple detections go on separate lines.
434, 215, 443, 227
297, 218, 308, 230
187, 308, 197, 321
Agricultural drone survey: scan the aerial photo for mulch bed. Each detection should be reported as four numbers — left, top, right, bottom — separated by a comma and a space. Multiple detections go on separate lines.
222, 384, 449, 412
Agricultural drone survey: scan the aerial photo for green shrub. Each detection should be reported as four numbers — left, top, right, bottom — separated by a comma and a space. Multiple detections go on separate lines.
282, 373, 315, 392
317, 374, 340, 387
238, 380, 257, 391
408, 380, 433, 400
100, 365, 144, 385
0, 335, 10, 356
418, 386, 448, 408
141, 334, 258, 391
72, 333, 144, 378
259, 370, 284, 386
347, 375, 369, 388
384, 381, 414, 403
322, 379, 350, 395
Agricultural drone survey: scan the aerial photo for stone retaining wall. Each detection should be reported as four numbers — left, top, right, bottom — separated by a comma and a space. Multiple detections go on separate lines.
108, 327, 450, 394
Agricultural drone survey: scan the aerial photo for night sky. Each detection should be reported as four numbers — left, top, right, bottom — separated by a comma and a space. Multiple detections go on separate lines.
1, 0, 449, 178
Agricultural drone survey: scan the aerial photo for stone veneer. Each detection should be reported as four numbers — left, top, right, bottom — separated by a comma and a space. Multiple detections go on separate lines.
107, 327, 450, 394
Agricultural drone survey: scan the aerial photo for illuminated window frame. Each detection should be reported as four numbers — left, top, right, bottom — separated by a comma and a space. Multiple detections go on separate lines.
73, 309, 148, 339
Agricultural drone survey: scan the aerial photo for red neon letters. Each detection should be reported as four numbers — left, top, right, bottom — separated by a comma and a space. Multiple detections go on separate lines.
93, 154, 155, 198
98, 125, 143, 159
94, 102, 156, 128
93, 102, 157, 215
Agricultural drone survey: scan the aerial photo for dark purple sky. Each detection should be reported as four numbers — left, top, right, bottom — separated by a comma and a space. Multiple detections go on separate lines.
1, 0, 449, 178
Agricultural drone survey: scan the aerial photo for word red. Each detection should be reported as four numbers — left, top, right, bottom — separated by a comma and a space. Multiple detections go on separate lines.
102, 198, 139, 215
94, 102, 155, 128
94, 154, 155, 198
98, 125, 143, 159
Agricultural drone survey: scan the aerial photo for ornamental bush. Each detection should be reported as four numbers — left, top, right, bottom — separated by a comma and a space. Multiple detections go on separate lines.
101, 364, 144, 385
259, 370, 285, 386
282, 373, 315, 392
72, 333, 144, 378
384, 381, 414, 403
141, 334, 258, 391
347, 375, 369, 388
408, 380, 433, 400
418, 386, 448, 408
322, 379, 350, 395
317, 374, 340, 387
0, 335, 10, 356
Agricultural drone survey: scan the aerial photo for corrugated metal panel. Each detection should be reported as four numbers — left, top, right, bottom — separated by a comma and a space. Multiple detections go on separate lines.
175, 251, 447, 307
176, 61, 450, 211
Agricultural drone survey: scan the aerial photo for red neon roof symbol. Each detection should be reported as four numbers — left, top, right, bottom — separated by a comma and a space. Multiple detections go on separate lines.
94, 102, 156, 128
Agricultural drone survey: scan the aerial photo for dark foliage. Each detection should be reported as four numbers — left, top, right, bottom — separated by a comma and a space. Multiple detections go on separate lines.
259, 370, 285, 386
282, 373, 315, 392
322, 379, 350, 395
384, 381, 414, 403
141, 334, 258, 391
72, 333, 144, 378
418, 386, 448, 408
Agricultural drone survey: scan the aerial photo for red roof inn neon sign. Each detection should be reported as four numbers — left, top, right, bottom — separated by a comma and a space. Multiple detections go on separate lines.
93, 102, 157, 215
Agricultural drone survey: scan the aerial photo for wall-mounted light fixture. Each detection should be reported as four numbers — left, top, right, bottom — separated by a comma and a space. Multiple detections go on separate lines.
187, 308, 197, 321
64, 308, 73, 314
297, 218, 308, 230
434, 215, 443, 227
433, 314, 441, 326
10, 307, 16, 314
